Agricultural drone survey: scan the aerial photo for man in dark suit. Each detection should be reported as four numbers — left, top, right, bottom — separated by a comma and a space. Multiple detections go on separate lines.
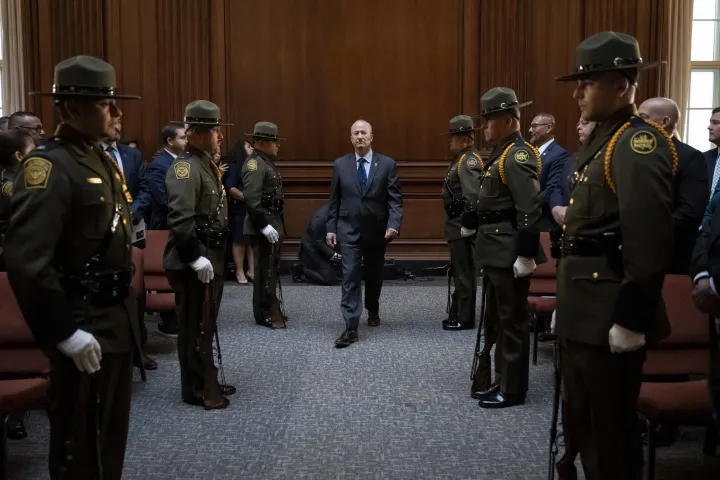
146, 124, 188, 230
528, 113, 569, 230
639, 97, 709, 275
326, 119, 403, 348
705, 107, 720, 195
298, 203, 341, 286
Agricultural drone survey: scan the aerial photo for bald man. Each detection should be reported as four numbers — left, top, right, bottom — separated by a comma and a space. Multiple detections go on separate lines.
639, 97, 708, 274
528, 113, 569, 231
326, 120, 403, 347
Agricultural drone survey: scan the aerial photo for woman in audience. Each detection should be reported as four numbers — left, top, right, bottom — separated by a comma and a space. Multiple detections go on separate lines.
224, 139, 255, 283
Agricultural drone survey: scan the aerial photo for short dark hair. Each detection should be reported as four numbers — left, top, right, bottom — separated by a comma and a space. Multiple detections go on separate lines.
159, 124, 183, 147
227, 139, 251, 169
713, 106, 720, 115
0, 129, 34, 168
8, 111, 39, 129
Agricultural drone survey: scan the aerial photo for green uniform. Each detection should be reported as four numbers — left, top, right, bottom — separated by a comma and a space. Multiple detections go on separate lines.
163, 146, 229, 406
241, 150, 286, 326
556, 106, 674, 478
0, 167, 14, 264
3, 124, 139, 480
475, 132, 545, 397
442, 146, 483, 327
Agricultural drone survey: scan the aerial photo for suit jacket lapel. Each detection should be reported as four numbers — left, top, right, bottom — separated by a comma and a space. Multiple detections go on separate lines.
365, 153, 379, 193
349, 154, 362, 194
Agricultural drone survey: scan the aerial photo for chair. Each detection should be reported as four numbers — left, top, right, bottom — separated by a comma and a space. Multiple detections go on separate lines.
636, 274, 716, 480
528, 296, 556, 365
143, 230, 175, 313
0, 378, 48, 478
528, 232, 557, 296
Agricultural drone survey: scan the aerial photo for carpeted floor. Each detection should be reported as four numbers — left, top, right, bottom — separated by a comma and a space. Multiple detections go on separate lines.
7, 278, 720, 479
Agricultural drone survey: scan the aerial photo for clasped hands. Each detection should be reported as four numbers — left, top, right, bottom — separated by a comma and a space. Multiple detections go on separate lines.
692, 277, 720, 317
550, 309, 645, 354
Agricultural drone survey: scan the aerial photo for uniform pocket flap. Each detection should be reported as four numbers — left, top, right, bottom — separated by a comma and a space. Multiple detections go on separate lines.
80, 185, 107, 205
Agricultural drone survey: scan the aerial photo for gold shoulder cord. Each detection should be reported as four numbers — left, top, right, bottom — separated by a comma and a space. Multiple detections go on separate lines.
456, 154, 466, 176
524, 141, 542, 177
498, 142, 541, 184
209, 160, 227, 197
604, 119, 679, 193
105, 153, 133, 203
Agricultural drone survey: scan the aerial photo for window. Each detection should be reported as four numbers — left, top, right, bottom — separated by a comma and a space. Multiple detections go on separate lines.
686, 0, 720, 151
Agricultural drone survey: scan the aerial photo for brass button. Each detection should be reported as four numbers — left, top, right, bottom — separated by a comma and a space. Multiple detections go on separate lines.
583, 177, 588, 182
618, 245, 622, 251
562, 224, 566, 231
592, 272, 598, 279
100, 196, 105, 202
123, 219, 127, 225
495, 229, 499, 232
569, 198, 574, 205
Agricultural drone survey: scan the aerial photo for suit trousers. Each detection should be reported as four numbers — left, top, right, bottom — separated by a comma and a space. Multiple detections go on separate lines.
484, 267, 530, 395
339, 240, 386, 329
561, 338, 645, 480
250, 236, 282, 323
166, 271, 224, 404
49, 352, 133, 480
448, 236, 477, 326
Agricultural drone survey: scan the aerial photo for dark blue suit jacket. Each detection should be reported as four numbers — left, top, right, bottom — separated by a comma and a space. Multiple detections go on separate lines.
326, 152, 403, 245
146, 149, 176, 230
706, 147, 720, 192
116, 144, 151, 221
538, 140, 569, 229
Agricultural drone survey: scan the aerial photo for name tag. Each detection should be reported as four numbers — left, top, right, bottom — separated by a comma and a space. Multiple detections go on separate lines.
87, 177, 103, 184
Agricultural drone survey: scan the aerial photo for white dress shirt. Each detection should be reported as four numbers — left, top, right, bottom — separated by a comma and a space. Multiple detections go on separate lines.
101, 142, 124, 175
537, 138, 555, 156
164, 148, 179, 160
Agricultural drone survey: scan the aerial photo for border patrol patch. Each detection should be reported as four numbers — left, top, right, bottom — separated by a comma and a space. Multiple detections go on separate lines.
467, 157, 478, 167
173, 161, 191, 180
248, 159, 258, 171
630, 130, 657, 154
514, 149, 530, 163
1, 181, 12, 198
23, 157, 52, 189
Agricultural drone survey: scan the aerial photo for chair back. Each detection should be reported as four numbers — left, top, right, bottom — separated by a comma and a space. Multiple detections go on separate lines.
0, 273, 36, 346
144, 230, 169, 274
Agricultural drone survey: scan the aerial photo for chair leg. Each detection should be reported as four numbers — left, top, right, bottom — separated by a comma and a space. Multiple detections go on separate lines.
646, 418, 656, 480
703, 425, 718, 456
1, 413, 8, 480
532, 314, 539, 366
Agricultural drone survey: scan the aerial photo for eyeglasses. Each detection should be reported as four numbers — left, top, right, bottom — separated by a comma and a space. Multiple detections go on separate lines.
529, 123, 552, 129
15, 125, 44, 132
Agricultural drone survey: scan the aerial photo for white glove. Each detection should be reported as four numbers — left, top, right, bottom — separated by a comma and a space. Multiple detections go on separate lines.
608, 324, 646, 353
460, 227, 476, 238
331, 253, 342, 260
513, 256, 536, 278
550, 309, 556, 334
261, 225, 279, 244
57, 329, 102, 374
190, 256, 214, 283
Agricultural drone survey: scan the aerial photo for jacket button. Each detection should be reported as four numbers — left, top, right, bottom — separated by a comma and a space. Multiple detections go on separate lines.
592, 272, 598, 279
569, 198, 574, 205
562, 224, 566, 231
100, 196, 105, 202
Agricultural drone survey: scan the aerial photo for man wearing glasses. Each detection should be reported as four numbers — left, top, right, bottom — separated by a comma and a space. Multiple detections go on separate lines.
7, 111, 45, 146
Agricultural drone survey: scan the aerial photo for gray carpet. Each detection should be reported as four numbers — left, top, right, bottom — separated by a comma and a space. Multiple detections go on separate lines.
7, 279, 720, 479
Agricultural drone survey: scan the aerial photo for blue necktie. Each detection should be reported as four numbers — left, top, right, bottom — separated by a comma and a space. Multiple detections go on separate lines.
357, 158, 367, 192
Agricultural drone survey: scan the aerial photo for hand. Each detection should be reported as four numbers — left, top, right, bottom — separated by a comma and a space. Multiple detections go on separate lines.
385, 228, 399, 240
692, 278, 720, 315
261, 225, 279, 244
190, 256, 214, 283
326, 233, 337, 247
550, 309, 556, 334
460, 227, 476, 238
57, 329, 102, 374
608, 324, 646, 353
513, 256, 536, 278
218, 163, 229, 174
551, 206, 567, 225
331, 252, 342, 261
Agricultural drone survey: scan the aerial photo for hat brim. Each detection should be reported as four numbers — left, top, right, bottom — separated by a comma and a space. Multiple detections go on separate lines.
441, 127, 482, 136
475, 101, 533, 118
29, 91, 141, 100
554, 61, 664, 82
171, 120, 234, 126
244, 133, 286, 140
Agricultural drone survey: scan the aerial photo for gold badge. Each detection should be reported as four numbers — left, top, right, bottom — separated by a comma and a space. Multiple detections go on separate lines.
87, 177, 103, 184
173, 161, 191, 179
23, 157, 52, 189
630, 130, 657, 154
514, 150, 530, 163
1, 181, 13, 198
248, 159, 258, 171
467, 158, 478, 167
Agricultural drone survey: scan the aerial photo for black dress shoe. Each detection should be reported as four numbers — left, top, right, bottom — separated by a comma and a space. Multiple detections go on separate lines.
441, 316, 458, 327
368, 312, 380, 327
220, 384, 236, 396
6, 421, 26, 440
442, 319, 474, 331
478, 392, 526, 409
471, 382, 499, 400
257, 317, 273, 328
334, 329, 358, 348
142, 353, 158, 370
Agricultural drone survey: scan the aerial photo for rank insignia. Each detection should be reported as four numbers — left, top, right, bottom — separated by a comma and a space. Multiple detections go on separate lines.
23, 157, 52, 189
173, 161, 191, 179
248, 159, 258, 171
514, 150, 530, 163
630, 131, 657, 154
1, 181, 13, 198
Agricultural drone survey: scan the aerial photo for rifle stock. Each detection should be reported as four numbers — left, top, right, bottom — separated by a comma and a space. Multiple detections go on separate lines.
268, 243, 285, 328
471, 274, 493, 392
201, 281, 224, 408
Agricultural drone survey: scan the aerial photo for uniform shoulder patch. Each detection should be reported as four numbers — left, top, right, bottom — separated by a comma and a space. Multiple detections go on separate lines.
247, 159, 258, 171
467, 157, 478, 167
23, 157, 53, 189
173, 161, 191, 180
514, 149, 530, 164
1, 180, 12, 198
629, 130, 657, 154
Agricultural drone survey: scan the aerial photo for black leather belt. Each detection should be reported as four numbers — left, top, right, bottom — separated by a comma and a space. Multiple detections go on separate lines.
196, 228, 229, 249
477, 209, 516, 227
60, 268, 132, 306
262, 198, 284, 215
560, 233, 622, 257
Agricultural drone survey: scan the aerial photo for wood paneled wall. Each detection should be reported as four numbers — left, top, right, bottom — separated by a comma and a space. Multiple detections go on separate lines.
21, 0, 669, 260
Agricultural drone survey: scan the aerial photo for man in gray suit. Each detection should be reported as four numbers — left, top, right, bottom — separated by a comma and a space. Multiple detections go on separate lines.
326, 119, 403, 348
